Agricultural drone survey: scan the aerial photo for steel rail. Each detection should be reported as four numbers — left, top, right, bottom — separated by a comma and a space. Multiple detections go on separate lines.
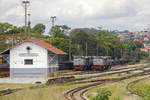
64, 71, 150, 100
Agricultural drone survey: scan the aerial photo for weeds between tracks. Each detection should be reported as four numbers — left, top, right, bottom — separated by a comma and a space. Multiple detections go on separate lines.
126, 76, 150, 97
64, 70, 150, 100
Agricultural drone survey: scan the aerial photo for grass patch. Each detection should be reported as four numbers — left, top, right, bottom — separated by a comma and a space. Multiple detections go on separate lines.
86, 76, 147, 100
74, 74, 98, 79
118, 63, 149, 69
0, 82, 93, 100
0, 63, 148, 100
128, 60, 147, 65
0, 72, 137, 100
129, 79, 150, 100
0, 84, 38, 91
75, 71, 137, 79
139, 60, 147, 64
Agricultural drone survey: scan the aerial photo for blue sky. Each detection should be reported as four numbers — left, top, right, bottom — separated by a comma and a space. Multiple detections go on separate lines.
0, 0, 150, 33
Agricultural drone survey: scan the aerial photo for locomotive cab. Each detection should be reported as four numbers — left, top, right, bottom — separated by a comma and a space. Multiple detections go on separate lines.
92, 56, 105, 70
92, 56, 112, 71
73, 56, 85, 71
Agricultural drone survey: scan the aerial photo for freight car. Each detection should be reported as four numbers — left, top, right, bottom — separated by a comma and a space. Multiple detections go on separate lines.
112, 58, 132, 65
59, 61, 73, 70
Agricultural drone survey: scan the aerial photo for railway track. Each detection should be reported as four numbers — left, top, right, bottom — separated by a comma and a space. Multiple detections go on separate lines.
62, 64, 149, 76
64, 70, 150, 100
68, 66, 150, 84
46, 65, 150, 85
0, 65, 139, 97
64, 82, 105, 100
0, 64, 149, 98
126, 76, 150, 97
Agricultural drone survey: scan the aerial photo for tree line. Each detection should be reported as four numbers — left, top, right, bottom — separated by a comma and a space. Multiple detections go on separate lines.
0, 22, 149, 61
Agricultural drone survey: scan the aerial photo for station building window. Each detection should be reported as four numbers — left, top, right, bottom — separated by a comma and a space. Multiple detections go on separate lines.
24, 59, 33, 65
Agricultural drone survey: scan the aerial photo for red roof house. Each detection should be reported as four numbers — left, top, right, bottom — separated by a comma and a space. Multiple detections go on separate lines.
0, 39, 67, 79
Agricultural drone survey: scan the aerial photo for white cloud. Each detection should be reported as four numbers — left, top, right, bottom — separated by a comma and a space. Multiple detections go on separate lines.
0, 0, 150, 31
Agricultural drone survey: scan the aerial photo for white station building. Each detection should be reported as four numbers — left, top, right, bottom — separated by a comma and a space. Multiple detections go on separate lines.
0, 39, 67, 78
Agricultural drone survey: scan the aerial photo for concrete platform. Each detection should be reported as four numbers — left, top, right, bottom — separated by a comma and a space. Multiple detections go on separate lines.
0, 78, 45, 84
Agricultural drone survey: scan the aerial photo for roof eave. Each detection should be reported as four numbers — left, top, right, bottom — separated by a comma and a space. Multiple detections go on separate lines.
0, 48, 10, 55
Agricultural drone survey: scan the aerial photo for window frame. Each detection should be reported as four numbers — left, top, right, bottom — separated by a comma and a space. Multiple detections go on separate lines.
24, 59, 33, 65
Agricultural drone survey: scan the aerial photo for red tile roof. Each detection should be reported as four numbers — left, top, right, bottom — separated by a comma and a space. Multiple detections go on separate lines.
25, 39, 67, 55
133, 38, 142, 43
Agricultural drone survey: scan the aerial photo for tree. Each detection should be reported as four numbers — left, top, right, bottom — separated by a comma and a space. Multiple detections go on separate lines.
6, 26, 20, 34
71, 29, 97, 56
32, 23, 46, 34
0, 22, 13, 34
49, 25, 71, 38
121, 40, 144, 60
51, 37, 69, 53
61, 25, 71, 33
0, 42, 11, 52
96, 30, 121, 58
44, 37, 81, 60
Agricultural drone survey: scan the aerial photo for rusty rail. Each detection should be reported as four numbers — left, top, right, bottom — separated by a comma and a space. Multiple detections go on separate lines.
64, 71, 150, 100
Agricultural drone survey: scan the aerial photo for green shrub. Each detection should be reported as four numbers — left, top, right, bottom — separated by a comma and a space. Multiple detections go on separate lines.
139, 60, 146, 64
113, 97, 123, 100
128, 60, 136, 65
93, 88, 111, 100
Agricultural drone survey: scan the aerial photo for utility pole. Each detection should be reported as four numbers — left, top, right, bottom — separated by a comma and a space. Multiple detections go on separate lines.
50, 16, 56, 45
22, 0, 30, 38
12, 33, 14, 47
50, 16, 56, 37
51, 16, 56, 27
86, 41, 88, 56
69, 38, 71, 61
28, 13, 31, 38
96, 42, 99, 56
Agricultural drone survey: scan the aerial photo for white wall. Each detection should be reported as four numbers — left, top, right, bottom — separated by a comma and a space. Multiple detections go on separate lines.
10, 42, 48, 69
